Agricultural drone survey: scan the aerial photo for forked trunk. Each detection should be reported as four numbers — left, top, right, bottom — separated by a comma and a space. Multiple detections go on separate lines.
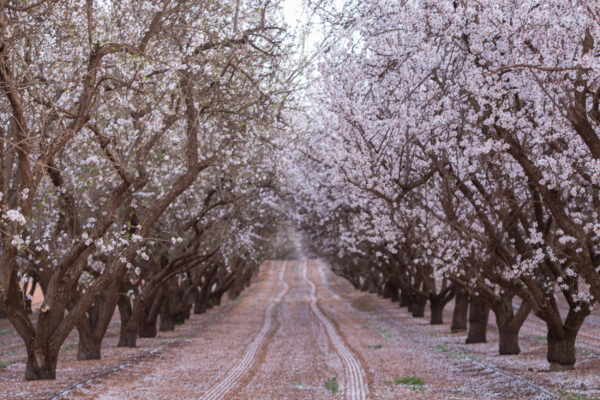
137, 288, 164, 338
492, 296, 530, 355
75, 282, 120, 359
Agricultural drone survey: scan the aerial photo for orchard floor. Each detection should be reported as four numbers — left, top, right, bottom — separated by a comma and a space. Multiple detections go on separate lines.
1, 261, 600, 399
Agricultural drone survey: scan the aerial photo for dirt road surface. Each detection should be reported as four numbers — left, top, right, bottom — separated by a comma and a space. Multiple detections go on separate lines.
1, 260, 599, 399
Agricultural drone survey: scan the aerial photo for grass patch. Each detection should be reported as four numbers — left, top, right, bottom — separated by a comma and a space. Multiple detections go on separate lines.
0, 360, 16, 368
368, 344, 383, 349
582, 349, 600, 357
448, 351, 467, 361
532, 335, 547, 342
377, 328, 392, 340
0, 329, 14, 337
324, 376, 339, 394
560, 392, 600, 400
435, 344, 448, 351
386, 376, 425, 390
61, 345, 74, 351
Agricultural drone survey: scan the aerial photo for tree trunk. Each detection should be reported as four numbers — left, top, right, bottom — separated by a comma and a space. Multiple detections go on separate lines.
497, 324, 520, 355
389, 282, 399, 302
451, 288, 469, 332
400, 289, 411, 308
381, 282, 389, 299
491, 295, 530, 355
159, 279, 178, 331
174, 305, 190, 325
429, 297, 444, 324
138, 291, 163, 338
193, 288, 206, 314
209, 291, 224, 308
77, 330, 101, 360
547, 328, 577, 370
411, 295, 426, 318
25, 347, 58, 380
360, 277, 369, 292
159, 313, 175, 331
117, 294, 137, 347
137, 315, 156, 337
75, 281, 120, 359
466, 295, 489, 344
368, 279, 378, 294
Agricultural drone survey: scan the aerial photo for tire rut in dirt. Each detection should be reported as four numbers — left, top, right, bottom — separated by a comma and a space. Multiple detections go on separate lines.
199, 262, 290, 400
302, 261, 368, 400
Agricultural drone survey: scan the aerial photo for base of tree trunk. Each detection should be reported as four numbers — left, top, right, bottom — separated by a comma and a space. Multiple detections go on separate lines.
118, 331, 137, 347
549, 362, 575, 371
430, 300, 444, 324
411, 298, 426, 318
160, 317, 175, 331
382, 283, 391, 299
451, 289, 468, 332
400, 291, 411, 308
498, 327, 520, 355
466, 296, 489, 344
194, 303, 206, 314
389, 286, 399, 302
138, 321, 157, 338
77, 335, 102, 360
25, 350, 57, 380
368, 280, 378, 294
547, 331, 576, 370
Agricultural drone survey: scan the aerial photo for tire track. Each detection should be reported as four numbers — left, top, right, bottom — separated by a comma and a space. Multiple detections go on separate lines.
302, 261, 368, 400
199, 261, 289, 400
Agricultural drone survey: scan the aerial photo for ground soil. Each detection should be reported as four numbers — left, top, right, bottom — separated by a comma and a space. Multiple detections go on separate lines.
1, 260, 599, 399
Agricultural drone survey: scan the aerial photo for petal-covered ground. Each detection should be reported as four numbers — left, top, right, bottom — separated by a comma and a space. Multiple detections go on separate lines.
1, 260, 600, 399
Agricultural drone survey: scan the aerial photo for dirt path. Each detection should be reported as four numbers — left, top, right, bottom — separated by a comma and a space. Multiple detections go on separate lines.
2, 260, 600, 399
